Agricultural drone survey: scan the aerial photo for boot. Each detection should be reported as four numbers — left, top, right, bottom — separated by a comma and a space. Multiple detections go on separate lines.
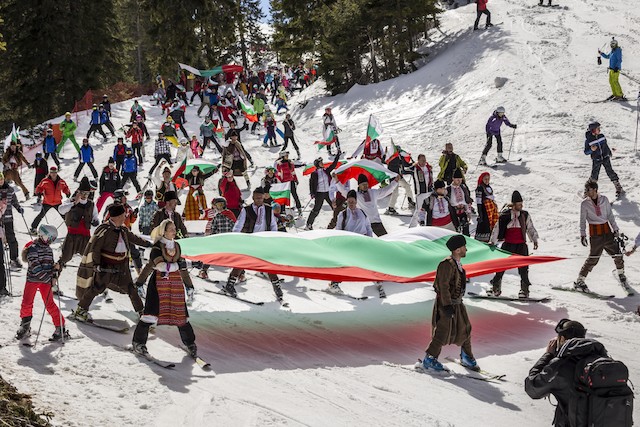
71, 306, 92, 322
408, 197, 416, 209
460, 349, 478, 370
613, 181, 623, 198
186, 343, 198, 358
478, 155, 487, 166
496, 153, 506, 163
487, 279, 501, 297
421, 354, 446, 372
296, 149, 301, 159
271, 279, 284, 300
573, 276, 589, 292
0, 287, 9, 297
15, 317, 32, 340
131, 341, 149, 356
224, 276, 238, 298
10, 260, 23, 269
51, 326, 71, 342
246, 180, 251, 191
327, 282, 344, 295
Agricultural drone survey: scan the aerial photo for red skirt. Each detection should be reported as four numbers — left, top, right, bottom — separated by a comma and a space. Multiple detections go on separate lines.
155, 270, 187, 326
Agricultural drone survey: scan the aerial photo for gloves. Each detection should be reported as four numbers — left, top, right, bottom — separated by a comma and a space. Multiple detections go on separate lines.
178, 259, 188, 270
186, 288, 195, 304
91, 219, 99, 227
512, 124, 518, 129
133, 208, 139, 216
442, 305, 455, 319
17, 207, 24, 214
581, 236, 588, 247
136, 284, 146, 300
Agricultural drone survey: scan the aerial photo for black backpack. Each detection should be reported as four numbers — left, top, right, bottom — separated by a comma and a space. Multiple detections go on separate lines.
568, 355, 634, 427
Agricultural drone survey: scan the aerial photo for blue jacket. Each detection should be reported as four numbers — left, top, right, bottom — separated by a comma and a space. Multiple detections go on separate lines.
122, 155, 138, 173
100, 111, 109, 124
79, 145, 93, 163
208, 93, 219, 105
601, 47, 622, 71
584, 131, 611, 160
486, 113, 513, 135
43, 135, 57, 153
90, 109, 101, 125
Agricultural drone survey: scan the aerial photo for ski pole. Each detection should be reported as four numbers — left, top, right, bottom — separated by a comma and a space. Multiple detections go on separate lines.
31, 285, 53, 350
635, 90, 640, 154
20, 213, 33, 240
54, 273, 65, 345
506, 127, 516, 161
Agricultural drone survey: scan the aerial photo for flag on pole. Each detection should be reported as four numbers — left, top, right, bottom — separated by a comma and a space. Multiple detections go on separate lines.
385, 144, 412, 165
365, 115, 383, 143
215, 125, 225, 142
314, 127, 335, 150
269, 182, 291, 206
238, 97, 258, 123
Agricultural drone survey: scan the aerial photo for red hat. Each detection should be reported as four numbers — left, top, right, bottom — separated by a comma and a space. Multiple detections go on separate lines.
477, 172, 490, 186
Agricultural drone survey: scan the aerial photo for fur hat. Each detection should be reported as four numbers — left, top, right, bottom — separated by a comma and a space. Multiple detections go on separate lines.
347, 189, 357, 199
453, 168, 464, 179
78, 177, 91, 192
163, 191, 178, 202
108, 204, 125, 217
253, 187, 265, 195
357, 174, 368, 185
434, 179, 446, 190
446, 234, 466, 252
511, 190, 523, 203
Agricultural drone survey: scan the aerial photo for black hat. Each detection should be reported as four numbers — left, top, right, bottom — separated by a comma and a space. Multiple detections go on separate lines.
144, 190, 154, 197
89, 180, 98, 190
347, 189, 357, 199
358, 174, 368, 185
253, 186, 265, 195
511, 190, 523, 203
588, 121, 601, 131
453, 168, 464, 179
163, 191, 178, 202
108, 157, 115, 164
555, 319, 587, 339
446, 234, 466, 251
78, 177, 91, 192
434, 179, 446, 190
108, 204, 126, 217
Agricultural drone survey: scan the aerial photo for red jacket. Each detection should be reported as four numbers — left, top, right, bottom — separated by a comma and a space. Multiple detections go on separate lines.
477, 0, 488, 10
126, 127, 144, 145
219, 178, 242, 209
276, 160, 297, 183
35, 176, 70, 205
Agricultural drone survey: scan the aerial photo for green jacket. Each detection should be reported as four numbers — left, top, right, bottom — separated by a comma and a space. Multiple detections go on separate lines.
437, 154, 467, 180
59, 119, 77, 137
252, 97, 265, 114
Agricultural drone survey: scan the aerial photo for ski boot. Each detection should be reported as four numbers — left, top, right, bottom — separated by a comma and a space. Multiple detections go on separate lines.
186, 288, 195, 305
376, 283, 387, 299
327, 282, 344, 295
102, 290, 113, 303
271, 279, 284, 300
245, 180, 251, 191
613, 181, 624, 198
478, 155, 487, 166
51, 326, 71, 342
15, 317, 32, 340
573, 277, 590, 293
186, 343, 198, 358
408, 197, 416, 209
495, 153, 506, 163
487, 279, 501, 297
131, 342, 149, 356
223, 276, 238, 298
385, 207, 398, 215
460, 349, 479, 371
304, 224, 313, 231
10, 259, 23, 269
198, 270, 208, 280
71, 306, 92, 322
421, 354, 446, 372
519, 281, 531, 299
0, 288, 9, 297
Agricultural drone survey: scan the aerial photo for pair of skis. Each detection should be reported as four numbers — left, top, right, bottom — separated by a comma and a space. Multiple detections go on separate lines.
383, 359, 506, 383
466, 291, 550, 303
124, 345, 212, 371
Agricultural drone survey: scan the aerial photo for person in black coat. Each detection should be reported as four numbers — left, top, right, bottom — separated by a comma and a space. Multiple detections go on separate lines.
282, 114, 300, 158
306, 152, 341, 229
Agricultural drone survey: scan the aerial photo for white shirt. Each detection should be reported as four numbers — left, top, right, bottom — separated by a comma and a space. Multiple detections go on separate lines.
330, 178, 349, 201
448, 185, 468, 209
335, 208, 373, 237
489, 209, 539, 244
431, 196, 450, 220
580, 195, 617, 236
233, 204, 278, 233
316, 169, 330, 192
59, 198, 99, 223
337, 180, 398, 223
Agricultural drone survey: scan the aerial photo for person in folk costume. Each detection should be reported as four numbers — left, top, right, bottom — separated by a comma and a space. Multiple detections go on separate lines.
437, 143, 468, 185
276, 151, 302, 215
3, 140, 32, 198
15, 225, 70, 341
183, 166, 214, 221
131, 219, 198, 357
153, 166, 178, 208
72, 204, 152, 322
362, 138, 383, 163
30, 166, 71, 234
104, 188, 144, 273
408, 154, 434, 227
305, 154, 342, 230
421, 234, 477, 372
474, 172, 498, 243
418, 179, 459, 231
223, 187, 284, 301
322, 107, 341, 155
168, 99, 189, 139
261, 166, 279, 205
208, 103, 224, 129
58, 111, 80, 154
126, 121, 145, 164
447, 168, 474, 236
198, 197, 237, 279
488, 190, 539, 298
218, 169, 243, 218
74, 138, 99, 181
328, 190, 373, 294
96, 157, 121, 212
42, 128, 60, 168
222, 134, 251, 190
0, 172, 24, 269
190, 135, 202, 159
227, 123, 255, 167
33, 152, 48, 204
386, 145, 415, 215
57, 177, 100, 272
150, 191, 188, 239
327, 171, 349, 229
271, 202, 290, 232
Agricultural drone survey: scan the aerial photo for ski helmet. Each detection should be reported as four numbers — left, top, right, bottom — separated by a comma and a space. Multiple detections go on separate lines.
313, 157, 323, 168
495, 106, 506, 114
610, 38, 618, 48
38, 224, 58, 245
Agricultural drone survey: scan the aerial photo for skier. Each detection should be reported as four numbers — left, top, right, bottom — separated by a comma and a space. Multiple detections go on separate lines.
421, 234, 477, 371
305, 154, 342, 230
480, 107, 517, 165
223, 187, 284, 301
161, 116, 180, 147
263, 107, 278, 147
134, 114, 150, 139
86, 104, 107, 141
57, 178, 99, 271
584, 121, 623, 198
473, 0, 492, 30
409, 154, 434, 227
0, 172, 25, 268
126, 121, 145, 164
74, 138, 99, 181
42, 128, 60, 168
386, 145, 415, 215
120, 148, 142, 195
276, 151, 302, 215
200, 116, 221, 154
474, 172, 498, 243
251, 90, 266, 134
198, 197, 236, 279
282, 114, 300, 158
226, 123, 254, 167
150, 191, 188, 239
575, 180, 627, 292
437, 143, 468, 184
183, 166, 213, 221
337, 174, 399, 237
101, 96, 116, 136
30, 166, 70, 234
112, 137, 128, 172
447, 169, 474, 236
417, 180, 459, 231
33, 153, 48, 204
58, 112, 80, 154
148, 132, 172, 176
129, 100, 146, 122
327, 189, 374, 294
96, 158, 121, 212
323, 107, 341, 155
488, 191, 539, 298
598, 38, 626, 101
2, 141, 32, 198
73, 204, 152, 322
131, 219, 198, 357
138, 190, 158, 236
15, 225, 69, 341
168, 100, 189, 139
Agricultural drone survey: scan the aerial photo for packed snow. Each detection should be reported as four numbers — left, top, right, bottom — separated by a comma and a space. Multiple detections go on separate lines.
1, 0, 640, 425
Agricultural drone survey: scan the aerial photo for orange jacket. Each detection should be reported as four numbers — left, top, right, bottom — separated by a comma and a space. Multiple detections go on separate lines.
35, 176, 70, 205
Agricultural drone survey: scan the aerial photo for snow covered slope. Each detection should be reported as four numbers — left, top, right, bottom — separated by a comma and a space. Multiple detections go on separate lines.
1, 0, 640, 425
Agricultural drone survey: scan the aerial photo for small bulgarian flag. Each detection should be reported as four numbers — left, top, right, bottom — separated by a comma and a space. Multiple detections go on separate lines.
334, 158, 398, 187
215, 125, 224, 142
238, 97, 258, 123
314, 127, 335, 150
269, 182, 291, 206
303, 160, 346, 176
365, 114, 382, 143
385, 144, 412, 165
184, 159, 219, 175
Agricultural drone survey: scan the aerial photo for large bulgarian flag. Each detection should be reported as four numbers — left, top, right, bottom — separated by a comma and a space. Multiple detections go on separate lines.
269, 182, 291, 206
178, 62, 244, 78
179, 227, 563, 283
334, 158, 397, 187
237, 97, 258, 123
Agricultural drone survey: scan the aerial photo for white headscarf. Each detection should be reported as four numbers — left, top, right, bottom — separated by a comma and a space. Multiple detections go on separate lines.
150, 219, 174, 244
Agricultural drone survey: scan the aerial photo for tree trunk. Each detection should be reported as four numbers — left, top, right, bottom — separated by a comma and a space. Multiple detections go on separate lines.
135, 0, 143, 84
367, 30, 379, 83
237, 0, 249, 70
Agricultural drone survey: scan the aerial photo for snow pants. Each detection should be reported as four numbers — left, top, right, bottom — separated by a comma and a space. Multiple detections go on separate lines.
590, 156, 619, 183
87, 124, 107, 140
20, 281, 64, 327
306, 192, 332, 226
579, 233, 624, 277
282, 135, 299, 153
31, 203, 62, 230
474, 9, 491, 29
4, 169, 29, 197
482, 133, 502, 156
74, 162, 98, 179
57, 135, 80, 154
45, 152, 61, 167
609, 70, 624, 97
